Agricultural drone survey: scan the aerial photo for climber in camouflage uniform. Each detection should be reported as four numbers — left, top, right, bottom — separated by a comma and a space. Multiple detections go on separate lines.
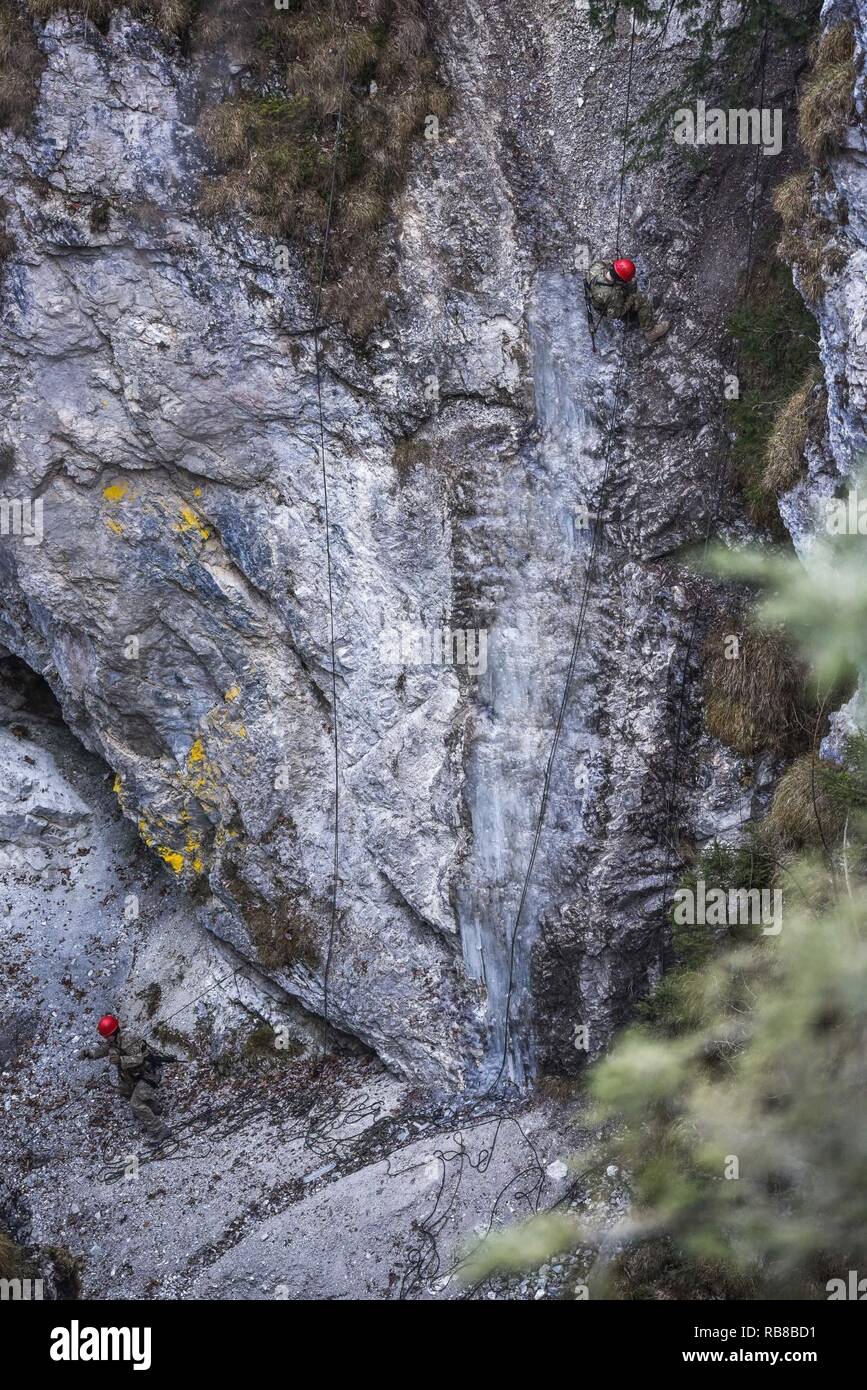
585, 256, 670, 345
79, 1014, 173, 1144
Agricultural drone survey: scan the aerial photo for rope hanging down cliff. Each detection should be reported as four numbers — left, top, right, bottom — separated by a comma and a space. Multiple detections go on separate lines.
128, 13, 637, 1099
313, 42, 349, 1044
615, 12, 638, 256
490, 9, 639, 1091
106, 41, 352, 1067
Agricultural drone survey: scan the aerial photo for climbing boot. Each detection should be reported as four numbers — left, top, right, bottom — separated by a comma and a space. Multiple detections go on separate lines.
145, 1124, 171, 1147
644, 320, 670, 346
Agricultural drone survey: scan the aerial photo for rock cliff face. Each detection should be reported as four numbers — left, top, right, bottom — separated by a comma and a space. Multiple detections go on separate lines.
814, 0, 867, 482
1, 0, 865, 1305
0, 3, 826, 1088
781, 0, 867, 559
779, 0, 867, 756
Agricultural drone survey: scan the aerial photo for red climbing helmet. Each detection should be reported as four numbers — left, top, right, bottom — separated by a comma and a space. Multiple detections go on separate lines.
97, 1014, 120, 1039
612, 258, 637, 282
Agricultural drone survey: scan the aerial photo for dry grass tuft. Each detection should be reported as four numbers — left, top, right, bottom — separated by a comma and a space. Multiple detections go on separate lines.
703, 618, 815, 757
798, 21, 857, 164
0, 1, 198, 133
765, 754, 846, 849
774, 24, 859, 304
0, 1, 43, 131
0, 194, 14, 261
392, 435, 432, 478
762, 368, 826, 494
773, 170, 812, 228
726, 259, 820, 530
24, 0, 196, 32
773, 169, 848, 304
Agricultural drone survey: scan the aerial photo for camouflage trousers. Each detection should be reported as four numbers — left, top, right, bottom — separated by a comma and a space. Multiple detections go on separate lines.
592, 289, 655, 331
118, 1079, 164, 1137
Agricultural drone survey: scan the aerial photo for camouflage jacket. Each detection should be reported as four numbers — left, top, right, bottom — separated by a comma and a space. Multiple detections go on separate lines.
586, 260, 632, 317
80, 1034, 163, 1086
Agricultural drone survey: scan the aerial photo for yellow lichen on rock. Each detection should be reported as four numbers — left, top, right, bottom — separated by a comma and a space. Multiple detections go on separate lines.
137, 818, 155, 848
103, 483, 128, 502
135, 793, 209, 879
157, 846, 185, 874
224, 685, 240, 702
175, 505, 210, 541
176, 739, 223, 814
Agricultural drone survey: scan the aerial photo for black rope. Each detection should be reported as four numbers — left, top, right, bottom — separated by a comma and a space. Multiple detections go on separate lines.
60, 37, 355, 1171
614, 11, 638, 256
61, 35, 352, 1080
745, 16, 771, 294
490, 337, 629, 1092
149, 965, 247, 1031
489, 8, 640, 1092
313, 40, 349, 1042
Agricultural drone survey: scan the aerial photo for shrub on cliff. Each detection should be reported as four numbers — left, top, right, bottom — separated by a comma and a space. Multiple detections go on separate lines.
586, 884, 867, 1299
764, 752, 848, 851
0, 1, 42, 130
0, 1230, 25, 1279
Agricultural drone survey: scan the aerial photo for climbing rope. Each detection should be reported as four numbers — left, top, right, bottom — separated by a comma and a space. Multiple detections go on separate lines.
39, 52, 356, 1171
745, 16, 771, 294
313, 40, 349, 1043
490, 341, 629, 1091
85, 45, 354, 1161
489, 6, 639, 1092
614, 10, 638, 256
